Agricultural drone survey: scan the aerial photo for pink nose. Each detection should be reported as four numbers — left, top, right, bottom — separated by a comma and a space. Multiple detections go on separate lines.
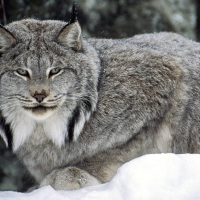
33, 89, 47, 103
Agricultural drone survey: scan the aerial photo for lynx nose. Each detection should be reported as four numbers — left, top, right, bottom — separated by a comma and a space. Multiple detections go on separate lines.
33, 89, 47, 103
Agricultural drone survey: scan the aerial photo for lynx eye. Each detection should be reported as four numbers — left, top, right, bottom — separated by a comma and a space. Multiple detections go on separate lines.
15, 69, 30, 78
48, 68, 62, 78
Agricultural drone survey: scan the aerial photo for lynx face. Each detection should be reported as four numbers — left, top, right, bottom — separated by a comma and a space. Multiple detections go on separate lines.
0, 19, 100, 150
1, 49, 86, 121
2, 52, 73, 120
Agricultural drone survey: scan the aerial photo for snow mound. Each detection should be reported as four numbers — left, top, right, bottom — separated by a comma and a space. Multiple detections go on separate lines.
0, 154, 200, 200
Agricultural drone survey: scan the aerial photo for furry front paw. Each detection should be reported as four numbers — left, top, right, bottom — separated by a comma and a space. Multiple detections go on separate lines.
39, 167, 100, 190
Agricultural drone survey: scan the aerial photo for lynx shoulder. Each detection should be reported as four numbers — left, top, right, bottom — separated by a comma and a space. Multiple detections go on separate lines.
0, 8, 200, 190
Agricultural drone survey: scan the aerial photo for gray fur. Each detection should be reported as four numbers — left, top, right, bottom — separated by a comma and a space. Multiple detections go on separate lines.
0, 19, 200, 190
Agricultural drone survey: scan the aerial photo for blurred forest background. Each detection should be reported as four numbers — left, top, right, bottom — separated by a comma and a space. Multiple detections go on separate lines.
0, 0, 199, 192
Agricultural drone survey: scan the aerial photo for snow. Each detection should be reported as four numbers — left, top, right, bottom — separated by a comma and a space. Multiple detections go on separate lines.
0, 154, 200, 200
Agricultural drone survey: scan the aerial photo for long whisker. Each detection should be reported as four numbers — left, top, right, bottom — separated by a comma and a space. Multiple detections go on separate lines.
0, 102, 20, 111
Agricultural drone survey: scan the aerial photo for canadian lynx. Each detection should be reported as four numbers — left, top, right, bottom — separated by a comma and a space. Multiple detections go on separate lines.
0, 5, 200, 190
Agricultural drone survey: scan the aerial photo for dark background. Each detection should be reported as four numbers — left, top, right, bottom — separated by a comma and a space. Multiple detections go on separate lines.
0, 0, 198, 191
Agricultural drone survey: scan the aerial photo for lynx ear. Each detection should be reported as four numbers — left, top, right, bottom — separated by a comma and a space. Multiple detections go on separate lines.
0, 25, 16, 51
57, 3, 82, 51
57, 22, 82, 51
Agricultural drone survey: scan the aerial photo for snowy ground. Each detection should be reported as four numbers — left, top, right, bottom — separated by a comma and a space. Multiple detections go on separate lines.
0, 154, 200, 200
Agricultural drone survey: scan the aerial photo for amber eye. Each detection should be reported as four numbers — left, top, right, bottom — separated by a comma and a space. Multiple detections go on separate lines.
49, 68, 62, 77
16, 69, 30, 77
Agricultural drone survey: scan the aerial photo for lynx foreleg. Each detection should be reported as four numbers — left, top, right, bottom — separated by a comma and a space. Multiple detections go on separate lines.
39, 167, 101, 190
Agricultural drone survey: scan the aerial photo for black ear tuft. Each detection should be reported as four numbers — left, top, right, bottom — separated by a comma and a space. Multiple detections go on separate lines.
69, 3, 78, 24
57, 3, 82, 52
57, 3, 82, 51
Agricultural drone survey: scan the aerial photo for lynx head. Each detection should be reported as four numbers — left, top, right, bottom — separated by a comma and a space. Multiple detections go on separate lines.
0, 6, 100, 151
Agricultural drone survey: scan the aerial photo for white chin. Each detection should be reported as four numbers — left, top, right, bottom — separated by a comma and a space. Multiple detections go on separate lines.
23, 107, 57, 121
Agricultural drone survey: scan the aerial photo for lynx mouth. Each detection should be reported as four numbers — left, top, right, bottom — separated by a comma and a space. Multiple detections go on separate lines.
23, 105, 57, 115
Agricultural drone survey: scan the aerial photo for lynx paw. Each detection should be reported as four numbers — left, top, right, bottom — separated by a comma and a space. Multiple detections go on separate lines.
39, 167, 100, 190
